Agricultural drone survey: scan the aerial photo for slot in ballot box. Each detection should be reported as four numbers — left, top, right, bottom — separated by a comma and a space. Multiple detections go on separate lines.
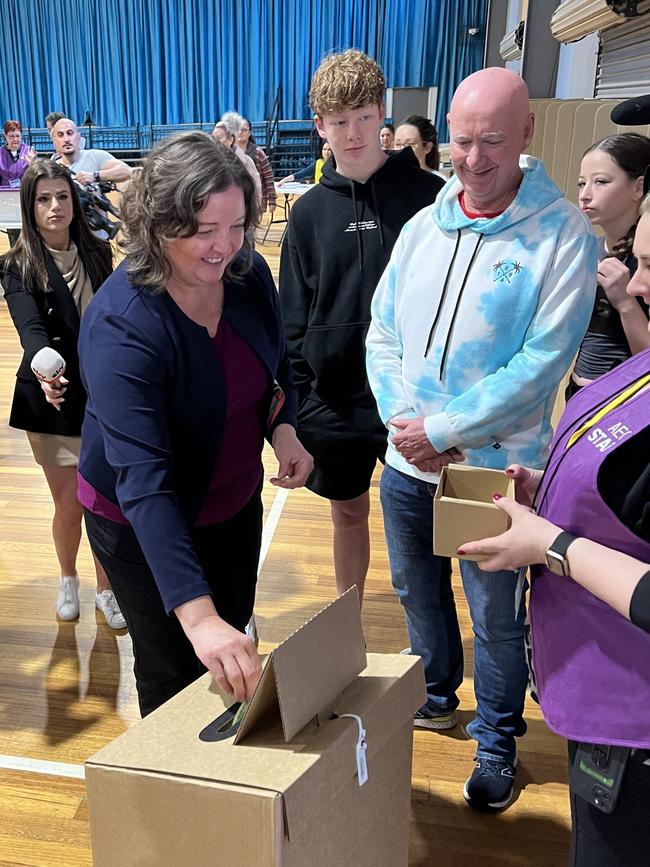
86, 589, 425, 867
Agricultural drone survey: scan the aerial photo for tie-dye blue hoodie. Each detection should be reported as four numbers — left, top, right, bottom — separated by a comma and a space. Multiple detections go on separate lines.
366, 156, 598, 479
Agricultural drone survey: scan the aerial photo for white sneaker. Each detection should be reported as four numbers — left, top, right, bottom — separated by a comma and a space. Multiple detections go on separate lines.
57, 575, 80, 621
95, 590, 127, 630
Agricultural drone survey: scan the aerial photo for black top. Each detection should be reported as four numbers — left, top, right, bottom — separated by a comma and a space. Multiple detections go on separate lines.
2, 252, 98, 436
598, 425, 650, 633
574, 246, 649, 379
279, 147, 444, 438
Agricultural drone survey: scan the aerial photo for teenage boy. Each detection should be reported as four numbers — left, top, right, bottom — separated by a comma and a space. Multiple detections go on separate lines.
279, 49, 444, 602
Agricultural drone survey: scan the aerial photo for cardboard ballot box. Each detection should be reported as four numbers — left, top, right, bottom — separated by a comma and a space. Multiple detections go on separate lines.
86, 590, 425, 867
433, 464, 515, 561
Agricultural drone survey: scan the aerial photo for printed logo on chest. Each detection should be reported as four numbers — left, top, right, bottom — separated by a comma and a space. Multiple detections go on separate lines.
587, 421, 633, 453
345, 220, 378, 233
492, 260, 524, 285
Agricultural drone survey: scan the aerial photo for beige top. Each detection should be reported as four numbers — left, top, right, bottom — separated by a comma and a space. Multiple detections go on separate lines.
46, 240, 93, 316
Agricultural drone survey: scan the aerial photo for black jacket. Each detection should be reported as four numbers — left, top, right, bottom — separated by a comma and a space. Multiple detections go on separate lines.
2, 251, 96, 436
279, 148, 444, 440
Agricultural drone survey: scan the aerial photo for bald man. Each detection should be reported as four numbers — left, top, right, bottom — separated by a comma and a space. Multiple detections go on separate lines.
51, 118, 132, 186
367, 68, 597, 809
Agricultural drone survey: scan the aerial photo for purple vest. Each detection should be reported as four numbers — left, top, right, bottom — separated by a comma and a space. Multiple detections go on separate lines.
531, 349, 650, 748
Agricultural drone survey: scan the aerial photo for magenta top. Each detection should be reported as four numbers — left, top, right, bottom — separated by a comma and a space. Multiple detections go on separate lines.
79, 318, 268, 527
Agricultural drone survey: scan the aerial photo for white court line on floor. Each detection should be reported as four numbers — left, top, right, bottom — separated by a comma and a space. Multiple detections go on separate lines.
0, 754, 85, 779
0, 486, 290, 781
258, 485, 289, 574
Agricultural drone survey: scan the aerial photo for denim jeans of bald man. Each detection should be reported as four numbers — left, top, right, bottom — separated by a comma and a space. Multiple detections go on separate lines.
380, 464, 528, 762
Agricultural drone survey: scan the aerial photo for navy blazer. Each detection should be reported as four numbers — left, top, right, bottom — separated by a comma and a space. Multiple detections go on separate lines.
78, 252, 297, 614
3, 252, 93, 436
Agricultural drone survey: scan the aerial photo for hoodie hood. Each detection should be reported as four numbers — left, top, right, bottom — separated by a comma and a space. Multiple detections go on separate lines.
434, 155, 564, 235
317, 147, 441, 272
319, 145, 424, 194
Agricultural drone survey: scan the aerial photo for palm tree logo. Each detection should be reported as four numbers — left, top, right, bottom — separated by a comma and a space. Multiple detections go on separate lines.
493, 260, 523, 284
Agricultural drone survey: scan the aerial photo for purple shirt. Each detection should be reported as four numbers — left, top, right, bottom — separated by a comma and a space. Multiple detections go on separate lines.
79, 319, 268, 528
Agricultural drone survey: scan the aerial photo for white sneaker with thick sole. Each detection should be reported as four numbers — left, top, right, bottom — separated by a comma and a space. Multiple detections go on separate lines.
57, 575, 80, 621
95, 590, 127, 630
414, 709, 458, 730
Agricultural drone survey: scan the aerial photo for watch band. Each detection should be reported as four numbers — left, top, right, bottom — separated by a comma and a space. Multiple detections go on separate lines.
546, 531, 578, 577
94, 170, 101, 182
549, 531, 577, 558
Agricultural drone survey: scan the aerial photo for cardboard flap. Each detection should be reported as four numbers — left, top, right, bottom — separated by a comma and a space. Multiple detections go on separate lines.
236, 588, 366, 743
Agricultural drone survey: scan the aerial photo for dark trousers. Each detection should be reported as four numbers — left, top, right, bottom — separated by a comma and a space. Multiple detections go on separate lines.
569, 741, 650, 866
84, 491, 262, 717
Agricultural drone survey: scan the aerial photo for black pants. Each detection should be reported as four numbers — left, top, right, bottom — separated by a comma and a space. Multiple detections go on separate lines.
569, 741, 650, 866
84, 491, 262, 717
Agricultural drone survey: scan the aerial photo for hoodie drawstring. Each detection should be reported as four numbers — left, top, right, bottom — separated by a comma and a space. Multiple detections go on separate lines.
350, 179, 386, 273
369, 181, 385, 249
350, 181, 363, 273
424, 230, 485, 379
438, 232, 484, 379
424, 230, 462, 357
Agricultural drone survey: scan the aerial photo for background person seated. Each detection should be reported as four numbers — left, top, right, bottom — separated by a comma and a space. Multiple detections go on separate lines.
277, 141, 332, 186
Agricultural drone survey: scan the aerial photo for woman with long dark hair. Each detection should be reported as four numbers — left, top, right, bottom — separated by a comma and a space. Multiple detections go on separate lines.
570, 133, 650, 398
1, 160, 125, 628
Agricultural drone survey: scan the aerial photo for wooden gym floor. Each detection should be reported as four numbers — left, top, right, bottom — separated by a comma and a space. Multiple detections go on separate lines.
0, 226, 571, 866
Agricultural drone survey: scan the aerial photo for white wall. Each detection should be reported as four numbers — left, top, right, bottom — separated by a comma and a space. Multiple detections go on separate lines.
553, 0, 599, 97
505, 0, 523, 75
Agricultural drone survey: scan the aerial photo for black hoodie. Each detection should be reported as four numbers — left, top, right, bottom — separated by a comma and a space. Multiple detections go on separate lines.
279, 147, 444, 441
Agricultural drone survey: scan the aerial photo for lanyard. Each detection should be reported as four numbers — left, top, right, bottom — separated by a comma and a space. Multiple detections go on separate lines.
565, 373, 650, 450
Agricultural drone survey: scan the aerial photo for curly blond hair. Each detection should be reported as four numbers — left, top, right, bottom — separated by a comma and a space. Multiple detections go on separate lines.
309, 49, 385, 117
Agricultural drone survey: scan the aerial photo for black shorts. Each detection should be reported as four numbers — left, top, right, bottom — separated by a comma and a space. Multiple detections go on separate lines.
297, 397, 387, 501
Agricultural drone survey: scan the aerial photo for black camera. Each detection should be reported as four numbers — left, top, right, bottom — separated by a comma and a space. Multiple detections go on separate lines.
63, 167, 122, 240
74, 177, 122, 240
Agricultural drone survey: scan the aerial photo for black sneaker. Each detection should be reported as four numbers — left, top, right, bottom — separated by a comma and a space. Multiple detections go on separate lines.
463, 756, 518, 809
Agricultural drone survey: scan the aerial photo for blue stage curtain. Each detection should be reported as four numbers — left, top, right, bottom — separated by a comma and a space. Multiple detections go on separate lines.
0, 0, 487, 137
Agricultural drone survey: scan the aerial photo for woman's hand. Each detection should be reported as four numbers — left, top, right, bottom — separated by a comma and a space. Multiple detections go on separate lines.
270, 423, 313, 488
504, 464, 543, 508
26, 146, 37, 166
40, 375, 68, 411
175, 598, 262, 703
598, 257, 632, 312
277, 175, 294, 187
458, 494, 560, 572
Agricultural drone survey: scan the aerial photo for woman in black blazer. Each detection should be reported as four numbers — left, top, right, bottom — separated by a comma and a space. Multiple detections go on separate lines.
2, 159, 125, 628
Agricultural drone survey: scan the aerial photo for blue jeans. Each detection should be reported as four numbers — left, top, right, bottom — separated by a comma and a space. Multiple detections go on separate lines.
380, 465, 528, 762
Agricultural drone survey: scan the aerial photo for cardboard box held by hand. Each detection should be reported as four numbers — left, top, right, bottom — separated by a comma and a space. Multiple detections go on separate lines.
433, 464, 515, 561
85, 589, 425, 867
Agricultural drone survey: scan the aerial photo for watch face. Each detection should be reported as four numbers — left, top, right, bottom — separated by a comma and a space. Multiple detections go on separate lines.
546, 550, 568, 576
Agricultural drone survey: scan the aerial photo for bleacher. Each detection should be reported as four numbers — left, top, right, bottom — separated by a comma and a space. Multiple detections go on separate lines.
23, 120, 320, 176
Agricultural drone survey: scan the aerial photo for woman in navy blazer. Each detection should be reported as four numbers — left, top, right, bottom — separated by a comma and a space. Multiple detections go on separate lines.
2, 159, 125, 629
79, 132, 312, 715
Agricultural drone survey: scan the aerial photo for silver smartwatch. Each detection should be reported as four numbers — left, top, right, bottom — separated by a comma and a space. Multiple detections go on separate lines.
545, 531, 578, 577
